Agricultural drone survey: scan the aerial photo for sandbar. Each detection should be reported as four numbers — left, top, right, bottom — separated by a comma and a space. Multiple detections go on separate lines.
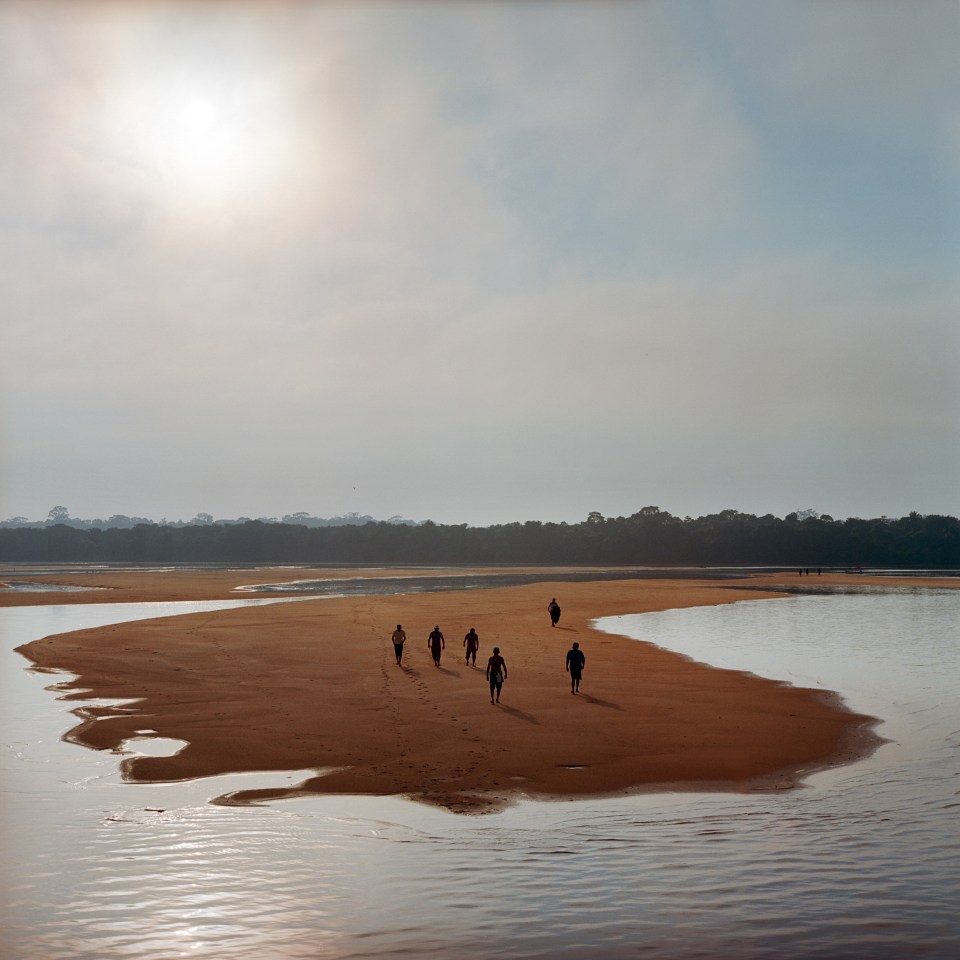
13, 567, 952, 813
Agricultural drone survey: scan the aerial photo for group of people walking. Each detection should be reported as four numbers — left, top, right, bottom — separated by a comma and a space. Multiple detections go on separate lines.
391, 622, 509, 703
389, 597, 585, 703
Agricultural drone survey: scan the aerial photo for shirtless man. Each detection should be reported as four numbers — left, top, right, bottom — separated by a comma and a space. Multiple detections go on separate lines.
463, 627, 479, 666
486, 647, 507, 704
565, 641, 585, 694
428, 625, 445, 667
391, 624, 406, 665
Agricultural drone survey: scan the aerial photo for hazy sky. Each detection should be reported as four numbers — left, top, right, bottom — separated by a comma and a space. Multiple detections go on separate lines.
2, 1, 958, 526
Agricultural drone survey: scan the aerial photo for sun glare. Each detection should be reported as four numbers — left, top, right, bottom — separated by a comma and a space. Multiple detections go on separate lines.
106, 67, 309, 218
165, 92, 240, 183
181, 96, 218, 133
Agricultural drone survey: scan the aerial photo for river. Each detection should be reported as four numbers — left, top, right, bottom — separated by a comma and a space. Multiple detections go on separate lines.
2, 588, 958, 958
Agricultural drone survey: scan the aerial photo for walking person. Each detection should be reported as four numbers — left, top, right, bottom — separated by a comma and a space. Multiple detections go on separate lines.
486, 647, 507, 704
548, 597, 561, 627
428, 625, 445, 667
463, 627, 479, 666
566, 641, 585, 694
391, 624, 406, 666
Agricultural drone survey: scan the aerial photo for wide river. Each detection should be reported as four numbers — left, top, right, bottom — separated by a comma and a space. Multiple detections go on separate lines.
2, 587, 958, 959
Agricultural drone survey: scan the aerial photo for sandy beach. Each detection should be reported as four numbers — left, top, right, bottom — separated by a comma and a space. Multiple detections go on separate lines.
11, 567, 954, 813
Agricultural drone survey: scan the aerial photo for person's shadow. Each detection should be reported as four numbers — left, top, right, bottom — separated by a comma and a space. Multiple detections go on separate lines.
578, 693, 621, 710
496, 704, 539, 724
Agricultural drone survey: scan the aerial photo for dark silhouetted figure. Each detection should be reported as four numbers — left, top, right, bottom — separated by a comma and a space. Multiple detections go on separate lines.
428, 625, 445, 667
464, 627, 479, 666
487, 647, 507, 704
391, 624, 406, 665
566, 641, 585, 694
548, 598, 561, 626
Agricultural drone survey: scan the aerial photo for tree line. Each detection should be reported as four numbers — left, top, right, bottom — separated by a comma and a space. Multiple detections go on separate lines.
0, 507, 417, 530
1, 507, 957, 567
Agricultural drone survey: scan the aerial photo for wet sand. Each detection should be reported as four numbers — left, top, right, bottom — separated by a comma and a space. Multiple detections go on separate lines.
12, 567, 954, 813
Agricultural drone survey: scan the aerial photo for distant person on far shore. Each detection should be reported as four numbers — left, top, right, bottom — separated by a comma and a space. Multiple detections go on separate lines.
566, 642, 585, 694
548, 598, 561, 627
428, 625, 445, 667
486, 647, 507, 703
391, 624, 406, 666
463, 627, 479, 666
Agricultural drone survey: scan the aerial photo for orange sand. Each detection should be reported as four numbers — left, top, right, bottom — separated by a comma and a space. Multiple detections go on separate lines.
13, 567, 947, 813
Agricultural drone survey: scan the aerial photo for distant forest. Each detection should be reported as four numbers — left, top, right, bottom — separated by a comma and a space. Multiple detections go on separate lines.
0, 506, 416, 530
1, 507, 958, 567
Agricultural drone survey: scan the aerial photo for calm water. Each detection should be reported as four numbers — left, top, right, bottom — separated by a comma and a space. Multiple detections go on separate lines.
2, 591, 958, 959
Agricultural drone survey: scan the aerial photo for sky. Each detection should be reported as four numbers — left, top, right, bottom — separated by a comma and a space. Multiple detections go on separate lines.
2, 0, 958, 527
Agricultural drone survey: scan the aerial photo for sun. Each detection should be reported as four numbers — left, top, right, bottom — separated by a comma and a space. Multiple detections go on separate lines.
106, 71, 302, 213
180, 96, 218, 133
161, 92, 245, 188
99, 53, 347, 226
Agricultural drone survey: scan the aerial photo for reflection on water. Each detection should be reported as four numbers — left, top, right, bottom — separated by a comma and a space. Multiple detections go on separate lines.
0, 580, 103, 592
2, 592, 959, 959
235, 567, 753, 597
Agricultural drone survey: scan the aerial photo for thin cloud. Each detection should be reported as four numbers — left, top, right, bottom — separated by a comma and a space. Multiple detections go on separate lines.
1, 1, 957, 525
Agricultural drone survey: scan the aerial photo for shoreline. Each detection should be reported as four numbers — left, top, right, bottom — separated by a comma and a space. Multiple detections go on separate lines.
3, 563, 957, 607
12, 567, 955, 813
